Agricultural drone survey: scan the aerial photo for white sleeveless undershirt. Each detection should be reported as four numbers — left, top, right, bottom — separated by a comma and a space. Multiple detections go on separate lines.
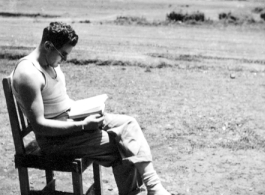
11, 57, 73, 119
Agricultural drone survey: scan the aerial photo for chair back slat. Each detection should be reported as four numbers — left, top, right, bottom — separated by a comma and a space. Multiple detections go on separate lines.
21, 126, 33, 138
17, 105, 26, 130
2, 77, 30, 155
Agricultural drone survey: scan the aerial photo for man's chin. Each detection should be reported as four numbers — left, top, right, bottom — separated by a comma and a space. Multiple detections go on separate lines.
53, 63, 60, 67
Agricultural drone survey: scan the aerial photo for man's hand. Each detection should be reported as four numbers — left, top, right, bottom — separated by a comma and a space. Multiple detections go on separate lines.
82, 114, 104, 131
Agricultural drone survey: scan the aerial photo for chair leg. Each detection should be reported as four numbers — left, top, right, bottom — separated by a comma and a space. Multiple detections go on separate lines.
93, 163, 103, 195
44, 170, 55, 191
72, 172, 83, 195
18, 167, 30, 195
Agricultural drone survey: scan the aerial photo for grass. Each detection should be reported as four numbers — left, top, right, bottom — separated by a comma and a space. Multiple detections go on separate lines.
2, 56, 265, 194
1, 43, 264, 195
1, 52, 265, 153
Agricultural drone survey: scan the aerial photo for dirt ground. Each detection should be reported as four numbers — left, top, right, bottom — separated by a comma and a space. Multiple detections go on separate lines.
1, 0, 265, 195
1, 63, 265, 195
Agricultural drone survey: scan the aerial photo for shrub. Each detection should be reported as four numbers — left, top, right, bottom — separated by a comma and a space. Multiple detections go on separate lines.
79, 20, 91, 24
261, 12, 265, 21
114, 16, 148, 25
219, 12, 238, 22
184, 11, 205, 22
219, 12, 257, 24
246, 17, 256, 24
166, 10, 205, 23
252, 7, 265, 13
166, 11, 186, 22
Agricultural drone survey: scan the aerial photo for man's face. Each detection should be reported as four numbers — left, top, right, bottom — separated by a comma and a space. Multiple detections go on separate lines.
47, 43, 73, 67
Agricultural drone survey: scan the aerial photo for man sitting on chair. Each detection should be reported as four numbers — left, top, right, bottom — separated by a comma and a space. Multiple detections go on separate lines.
10, 21, 171, 195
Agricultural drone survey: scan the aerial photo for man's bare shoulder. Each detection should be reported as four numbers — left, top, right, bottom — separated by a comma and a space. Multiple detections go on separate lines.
13, 60, 45, 91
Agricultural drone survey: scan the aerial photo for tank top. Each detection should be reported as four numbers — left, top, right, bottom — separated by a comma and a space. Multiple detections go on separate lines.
11, 56, 73, 119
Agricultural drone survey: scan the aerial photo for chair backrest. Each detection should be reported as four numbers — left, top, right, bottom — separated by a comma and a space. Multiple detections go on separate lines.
2, 77, 33, 155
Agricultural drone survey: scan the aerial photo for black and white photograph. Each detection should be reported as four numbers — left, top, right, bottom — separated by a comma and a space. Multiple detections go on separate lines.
1, 0, 265, 195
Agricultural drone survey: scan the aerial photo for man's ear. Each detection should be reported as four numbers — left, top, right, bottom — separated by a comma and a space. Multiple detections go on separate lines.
44, 41, 52, 51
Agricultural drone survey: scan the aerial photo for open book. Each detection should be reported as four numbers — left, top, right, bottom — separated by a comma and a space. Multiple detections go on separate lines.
68, 94, 108, 120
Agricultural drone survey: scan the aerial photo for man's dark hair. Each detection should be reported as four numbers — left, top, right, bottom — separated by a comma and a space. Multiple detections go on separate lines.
41, 22, 78, 49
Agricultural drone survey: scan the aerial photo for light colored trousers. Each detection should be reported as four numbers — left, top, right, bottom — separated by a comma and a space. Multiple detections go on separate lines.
40, 113, 152, 195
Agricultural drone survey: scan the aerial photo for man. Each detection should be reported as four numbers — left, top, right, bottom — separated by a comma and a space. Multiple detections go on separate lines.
11, 22, 171, 195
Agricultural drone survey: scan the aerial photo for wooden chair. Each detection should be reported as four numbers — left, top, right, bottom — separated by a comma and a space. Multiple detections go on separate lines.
2, 77, 103, 195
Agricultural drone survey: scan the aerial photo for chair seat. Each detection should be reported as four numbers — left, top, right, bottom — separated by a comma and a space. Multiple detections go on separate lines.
15, 140, 93, 173
15, 154, 93, 173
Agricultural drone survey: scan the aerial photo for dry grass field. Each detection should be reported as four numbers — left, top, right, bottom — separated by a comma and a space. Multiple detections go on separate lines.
1, 0, 265, 195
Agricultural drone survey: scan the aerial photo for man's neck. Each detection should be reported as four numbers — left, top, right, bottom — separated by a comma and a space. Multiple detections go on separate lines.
31, 46, 57, 79
34, 45, 48, 69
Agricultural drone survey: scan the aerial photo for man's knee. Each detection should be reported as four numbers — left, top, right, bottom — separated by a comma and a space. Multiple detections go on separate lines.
104, 113, 139, 127
126, 116, 138, 124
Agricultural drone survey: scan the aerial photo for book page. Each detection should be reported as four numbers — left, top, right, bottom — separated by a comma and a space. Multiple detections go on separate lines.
68, 94, 108, 119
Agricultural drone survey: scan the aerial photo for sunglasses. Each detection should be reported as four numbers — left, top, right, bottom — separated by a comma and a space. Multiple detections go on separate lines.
50, 42, 67, 61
